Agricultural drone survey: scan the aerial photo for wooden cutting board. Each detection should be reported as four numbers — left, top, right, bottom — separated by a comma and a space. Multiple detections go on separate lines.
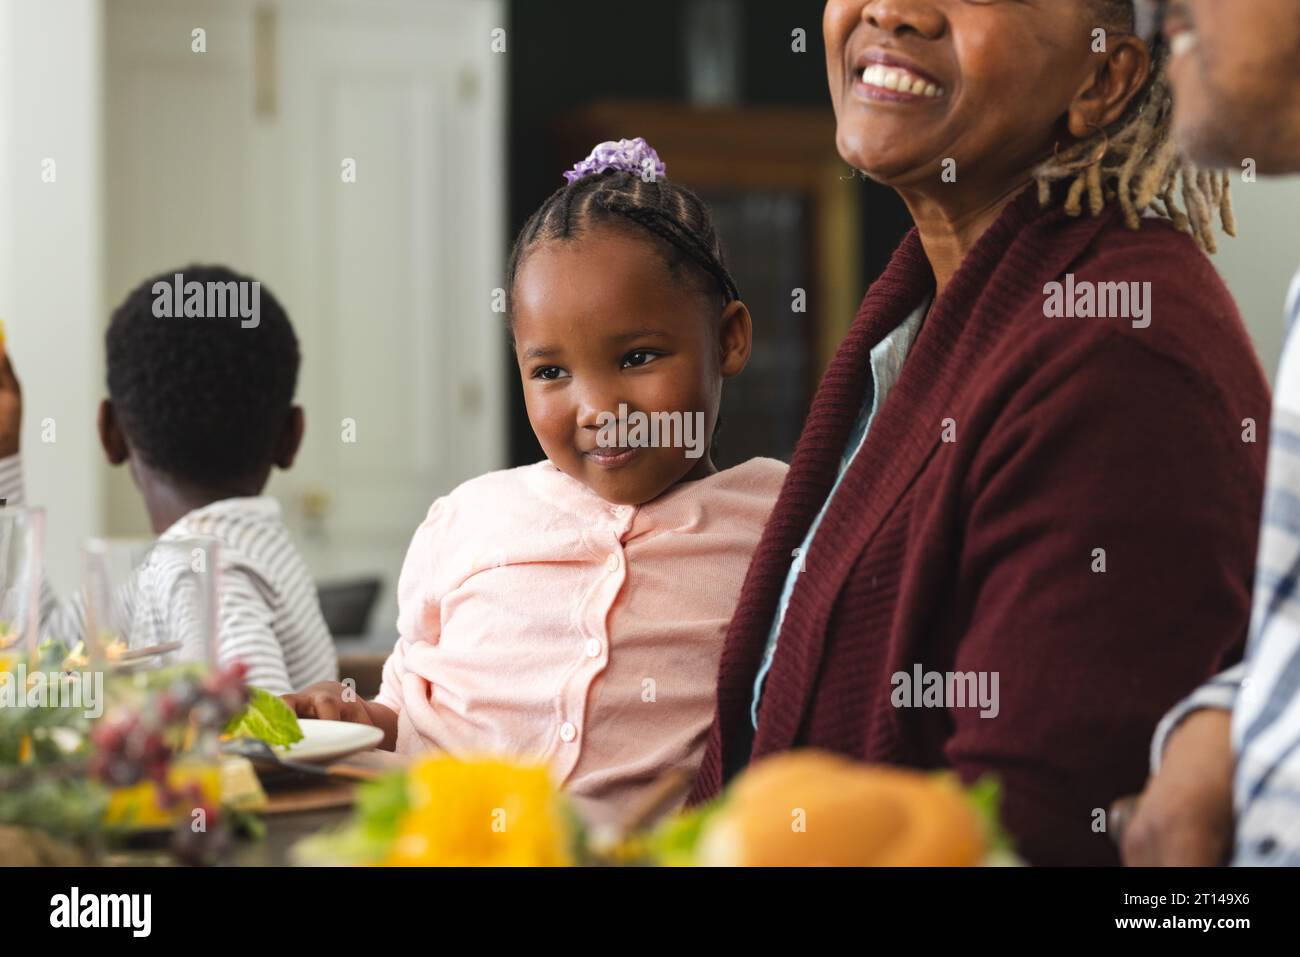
260, 775, 358, 815
325, 747, 411, 780
255, 749, 411, 815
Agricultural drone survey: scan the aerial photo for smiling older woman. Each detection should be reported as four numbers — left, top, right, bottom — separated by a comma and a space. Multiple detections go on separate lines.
687, 0, 1271, 865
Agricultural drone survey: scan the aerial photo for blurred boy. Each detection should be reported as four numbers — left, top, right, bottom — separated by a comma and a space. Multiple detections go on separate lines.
0, 265, 337, 694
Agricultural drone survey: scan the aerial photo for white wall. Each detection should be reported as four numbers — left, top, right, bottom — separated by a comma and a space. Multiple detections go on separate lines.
1212, 177, 1300, 382
0, 0, 105, 593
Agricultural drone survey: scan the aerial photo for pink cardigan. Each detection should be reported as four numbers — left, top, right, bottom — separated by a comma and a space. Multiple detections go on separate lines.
377, 457, 787, 825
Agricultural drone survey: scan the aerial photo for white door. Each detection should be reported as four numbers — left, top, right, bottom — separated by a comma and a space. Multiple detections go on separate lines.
105, 0, 506, 637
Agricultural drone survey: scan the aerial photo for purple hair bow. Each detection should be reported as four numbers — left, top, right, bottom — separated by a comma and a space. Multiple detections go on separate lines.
563, 137, 667, 184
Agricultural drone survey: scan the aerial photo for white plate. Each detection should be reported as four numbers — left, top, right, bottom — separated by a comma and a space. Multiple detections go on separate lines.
281, 718, 385, 764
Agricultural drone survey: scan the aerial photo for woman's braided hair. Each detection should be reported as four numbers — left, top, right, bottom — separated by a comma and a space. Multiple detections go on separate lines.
1034, 0, 1235, 252
505, 168, 740, 328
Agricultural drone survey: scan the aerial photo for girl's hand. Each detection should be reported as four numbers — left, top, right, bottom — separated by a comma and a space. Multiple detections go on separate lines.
0, 342, 22, 458
282, 681, 398, 750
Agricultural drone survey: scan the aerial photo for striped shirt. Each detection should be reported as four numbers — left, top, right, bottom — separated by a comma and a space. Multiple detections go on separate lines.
0, 454, 337, 695
1152, 267, 1300, 865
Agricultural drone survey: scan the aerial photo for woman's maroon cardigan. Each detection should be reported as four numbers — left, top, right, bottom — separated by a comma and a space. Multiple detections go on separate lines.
689, 187, 1271, 865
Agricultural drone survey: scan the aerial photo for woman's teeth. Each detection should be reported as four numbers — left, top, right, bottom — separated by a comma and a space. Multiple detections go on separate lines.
1170, 32, 1199, 59
861, 64, 943, 98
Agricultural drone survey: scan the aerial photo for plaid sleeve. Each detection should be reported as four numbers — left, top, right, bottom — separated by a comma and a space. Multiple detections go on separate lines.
1150, 662, 1244, 771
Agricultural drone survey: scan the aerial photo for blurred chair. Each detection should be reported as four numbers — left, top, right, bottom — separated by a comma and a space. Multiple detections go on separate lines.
336, 652, 387, 701
316, 577, 382, 638
318, 577, 385, 698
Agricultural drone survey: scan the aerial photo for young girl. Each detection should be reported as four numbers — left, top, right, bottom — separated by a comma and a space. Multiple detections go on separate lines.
286, 139, 786, 826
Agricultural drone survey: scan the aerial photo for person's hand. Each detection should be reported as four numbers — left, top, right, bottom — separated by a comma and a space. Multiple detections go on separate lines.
0, 340, 22, 458
282, 680, 370, 722
1112, 708, 1235, 866
281, 681, 398, 750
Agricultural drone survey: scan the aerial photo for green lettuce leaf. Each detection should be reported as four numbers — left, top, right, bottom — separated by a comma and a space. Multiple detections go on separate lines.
223, 687, 304, 749
955, 773, 1014, 854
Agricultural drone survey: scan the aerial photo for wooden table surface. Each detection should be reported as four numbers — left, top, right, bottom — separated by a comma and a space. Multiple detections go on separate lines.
228, 806, 354, 867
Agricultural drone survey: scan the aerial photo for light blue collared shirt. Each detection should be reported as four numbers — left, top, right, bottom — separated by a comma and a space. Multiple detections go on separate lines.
750, 298, 930, 728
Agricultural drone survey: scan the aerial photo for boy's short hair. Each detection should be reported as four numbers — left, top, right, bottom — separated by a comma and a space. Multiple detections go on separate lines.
105, 264, 300, 487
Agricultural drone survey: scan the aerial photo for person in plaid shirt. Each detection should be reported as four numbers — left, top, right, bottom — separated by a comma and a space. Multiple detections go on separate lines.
1119, 0, 1300, 865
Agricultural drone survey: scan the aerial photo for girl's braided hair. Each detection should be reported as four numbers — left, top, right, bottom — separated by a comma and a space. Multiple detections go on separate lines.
1034, 0, 1235, 252
505, 164, 740, 328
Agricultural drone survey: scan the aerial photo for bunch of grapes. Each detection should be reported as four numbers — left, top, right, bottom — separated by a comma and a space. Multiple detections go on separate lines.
195, 660, 251, 728
86, 712, 169, 787
88, 661, 250, 864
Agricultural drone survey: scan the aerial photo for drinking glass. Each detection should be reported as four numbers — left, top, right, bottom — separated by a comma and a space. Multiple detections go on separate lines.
0, 505, 45, 660
81, 536, 220, 671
